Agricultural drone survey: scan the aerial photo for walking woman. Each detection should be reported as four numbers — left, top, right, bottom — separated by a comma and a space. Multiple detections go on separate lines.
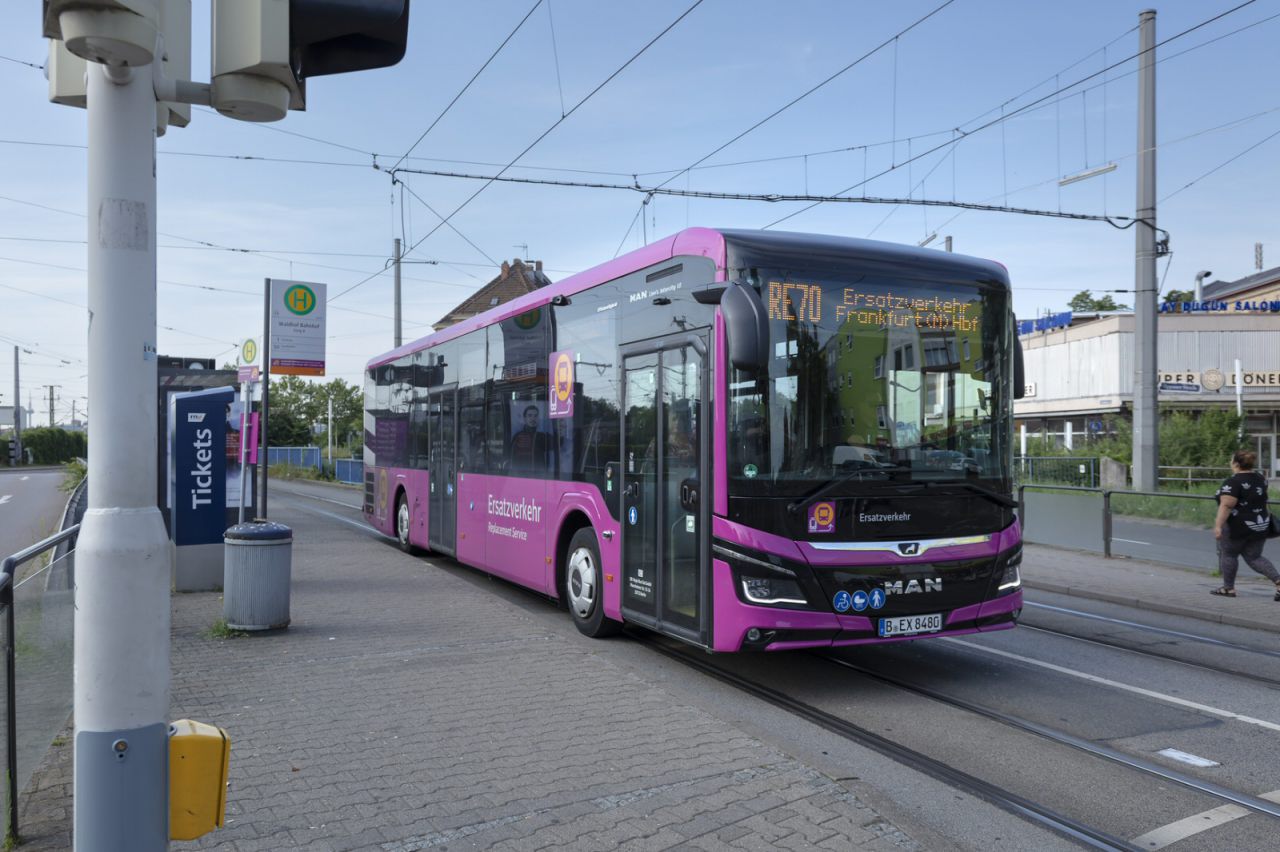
1211, 449, 1280, 599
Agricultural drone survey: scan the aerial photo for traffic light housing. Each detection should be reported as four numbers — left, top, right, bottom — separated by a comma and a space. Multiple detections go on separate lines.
290, 0, 410, 80
7, 438, 18, 467
212, 0, 409, 122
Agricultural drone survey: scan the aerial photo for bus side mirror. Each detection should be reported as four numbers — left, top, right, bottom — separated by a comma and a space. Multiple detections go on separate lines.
1012, 321, 1026, 399
721, 282, 770, 374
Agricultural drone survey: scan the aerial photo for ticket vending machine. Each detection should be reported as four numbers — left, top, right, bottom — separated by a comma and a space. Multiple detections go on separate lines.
168, 386, 249, 591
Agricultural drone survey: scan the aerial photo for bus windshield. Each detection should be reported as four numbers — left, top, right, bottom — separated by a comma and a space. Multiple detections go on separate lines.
727, 268, 1013, 500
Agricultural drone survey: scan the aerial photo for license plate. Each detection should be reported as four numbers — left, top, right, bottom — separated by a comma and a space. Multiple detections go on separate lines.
878, 613, 943, 638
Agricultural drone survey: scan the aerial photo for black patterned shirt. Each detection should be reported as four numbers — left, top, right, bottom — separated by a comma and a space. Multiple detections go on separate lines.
1217, 471, 1270, 539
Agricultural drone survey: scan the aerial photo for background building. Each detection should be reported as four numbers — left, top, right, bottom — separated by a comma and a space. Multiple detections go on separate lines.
1016, 266, 1280, 477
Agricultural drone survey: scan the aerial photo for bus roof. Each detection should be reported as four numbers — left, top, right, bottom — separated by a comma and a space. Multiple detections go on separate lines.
367, 227, 1009, 369
368, 227, 725, 369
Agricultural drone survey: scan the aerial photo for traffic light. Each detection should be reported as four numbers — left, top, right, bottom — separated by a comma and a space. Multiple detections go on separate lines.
7, 438, 18, 467
290, 0, 410, 80
212, 0, 409, 122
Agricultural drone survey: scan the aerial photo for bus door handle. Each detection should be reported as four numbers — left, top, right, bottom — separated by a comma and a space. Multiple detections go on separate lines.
625, 481, 640, 499
680, 479, 699, 512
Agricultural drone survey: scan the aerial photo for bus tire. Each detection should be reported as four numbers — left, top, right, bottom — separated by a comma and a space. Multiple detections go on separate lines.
564, 527, 620, 638
395, 493, 416, 554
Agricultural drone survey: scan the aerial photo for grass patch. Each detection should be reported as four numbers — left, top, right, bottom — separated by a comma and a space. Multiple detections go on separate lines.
205, 619, 249, 640
269, 462, 329, 482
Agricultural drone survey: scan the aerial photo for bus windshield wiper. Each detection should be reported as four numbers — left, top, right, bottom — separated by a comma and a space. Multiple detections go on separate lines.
785, 466, 913, 514
895, 479, 1018, 508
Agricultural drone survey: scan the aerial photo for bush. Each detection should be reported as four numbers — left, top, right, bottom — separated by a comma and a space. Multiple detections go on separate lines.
21, 427, 86, 464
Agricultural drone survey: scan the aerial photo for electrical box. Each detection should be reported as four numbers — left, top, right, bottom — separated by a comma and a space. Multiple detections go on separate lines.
169, 719, 230, 841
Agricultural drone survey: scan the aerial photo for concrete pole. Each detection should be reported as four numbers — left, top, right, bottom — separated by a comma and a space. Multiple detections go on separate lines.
259, 279, 270, 519
394, 237, 402, 348
75, 59, 171, 850
1132, 9, 1159, 492
12, 346, 20, 461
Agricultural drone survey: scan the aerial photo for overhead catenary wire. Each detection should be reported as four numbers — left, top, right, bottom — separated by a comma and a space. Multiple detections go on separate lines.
388, 0, 545, 174
388, 165, 1130, 225
761, 0, 1262, 230
385, 0, 708, 275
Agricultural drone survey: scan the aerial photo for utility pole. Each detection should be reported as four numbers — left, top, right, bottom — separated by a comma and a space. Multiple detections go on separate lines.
44, 384, 60, 427
12, 346, 20, 462
393, 237, 402, 348
1132, 8, 1159, 491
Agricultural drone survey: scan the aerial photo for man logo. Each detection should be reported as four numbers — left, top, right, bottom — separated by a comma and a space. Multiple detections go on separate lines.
897, 542, 920, 556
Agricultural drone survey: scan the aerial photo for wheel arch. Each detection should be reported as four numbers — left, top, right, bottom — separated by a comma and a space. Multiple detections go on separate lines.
554, 510, 594, 606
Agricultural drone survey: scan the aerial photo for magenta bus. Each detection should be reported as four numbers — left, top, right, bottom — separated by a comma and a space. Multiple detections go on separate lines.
363, 228, 1025, 651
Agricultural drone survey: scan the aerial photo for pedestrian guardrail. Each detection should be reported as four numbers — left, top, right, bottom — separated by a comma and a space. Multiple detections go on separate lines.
1018, 484, 1265, 561
1, 524, 79, 844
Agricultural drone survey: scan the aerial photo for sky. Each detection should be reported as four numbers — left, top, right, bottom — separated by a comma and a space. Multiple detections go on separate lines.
3, 0, 1279, 428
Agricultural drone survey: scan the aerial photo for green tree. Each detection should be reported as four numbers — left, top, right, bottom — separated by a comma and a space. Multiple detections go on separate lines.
267, 409, 312, 446
1067, 290, 1129, 312
1162, 289, 1194, 305
21, 427, 87, 464
267, 375, 364, 449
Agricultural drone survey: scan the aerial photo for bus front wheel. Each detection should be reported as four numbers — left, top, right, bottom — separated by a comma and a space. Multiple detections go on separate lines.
564, 527, 620, 638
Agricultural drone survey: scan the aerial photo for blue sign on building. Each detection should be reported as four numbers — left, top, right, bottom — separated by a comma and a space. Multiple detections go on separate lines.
1017, 311, 1073, 336
168, 386, 235, 547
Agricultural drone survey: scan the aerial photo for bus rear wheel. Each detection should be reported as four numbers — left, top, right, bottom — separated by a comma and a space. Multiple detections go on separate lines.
565, 527, 619, 638
396, 494, 416, 554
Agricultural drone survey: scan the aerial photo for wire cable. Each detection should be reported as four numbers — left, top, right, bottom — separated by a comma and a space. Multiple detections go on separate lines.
389, 0, 545, 173
762, 0, 1262, 229
388, 0, 707, 273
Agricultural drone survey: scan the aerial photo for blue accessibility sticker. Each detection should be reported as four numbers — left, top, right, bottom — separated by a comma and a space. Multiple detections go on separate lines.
851, 590, 869, 612
833, 590, 852, 612
869, 588, 886, 610
628, 506, 638, 526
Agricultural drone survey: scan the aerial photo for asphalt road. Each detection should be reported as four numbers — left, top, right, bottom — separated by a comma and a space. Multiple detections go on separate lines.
0, 468, 68, 562
273, 478, 1280, 851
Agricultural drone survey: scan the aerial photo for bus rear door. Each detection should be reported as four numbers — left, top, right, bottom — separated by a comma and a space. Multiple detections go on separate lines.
428, 385, 457, 556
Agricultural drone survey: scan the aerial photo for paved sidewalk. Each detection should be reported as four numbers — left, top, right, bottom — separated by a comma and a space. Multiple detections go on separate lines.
17, 500, 922, 851
1023, 542, 1280, 634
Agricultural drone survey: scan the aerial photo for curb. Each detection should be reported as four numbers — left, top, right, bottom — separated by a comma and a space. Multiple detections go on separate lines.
1024, 579, 1280, 635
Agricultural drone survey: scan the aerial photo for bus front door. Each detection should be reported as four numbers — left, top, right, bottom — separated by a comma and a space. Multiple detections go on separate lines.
428, 385, 457, 556
620, 334, 709, 647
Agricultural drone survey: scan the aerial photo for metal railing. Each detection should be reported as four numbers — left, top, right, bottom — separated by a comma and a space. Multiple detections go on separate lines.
1, 524, 79, 844
1017, 484, 1260, 561
1157, 465, 1231, 487
1014, 456, 1099, 488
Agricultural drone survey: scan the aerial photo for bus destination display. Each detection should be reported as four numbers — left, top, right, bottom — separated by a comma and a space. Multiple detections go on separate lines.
766, 281, 979, 332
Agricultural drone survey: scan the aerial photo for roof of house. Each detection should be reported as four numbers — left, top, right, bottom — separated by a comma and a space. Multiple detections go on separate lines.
432, 258, 553, 331
1202, 266, 1280, 301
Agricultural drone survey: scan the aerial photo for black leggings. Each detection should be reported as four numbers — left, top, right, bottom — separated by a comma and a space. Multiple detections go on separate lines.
1218, 536, 1280, 589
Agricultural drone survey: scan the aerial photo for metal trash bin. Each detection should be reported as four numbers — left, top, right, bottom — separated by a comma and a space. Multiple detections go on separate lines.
223, 520, 292, 630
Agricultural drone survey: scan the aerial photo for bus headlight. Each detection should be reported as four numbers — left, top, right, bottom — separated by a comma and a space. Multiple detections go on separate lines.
741, 576, 807, 606
997, 548, 1022, 594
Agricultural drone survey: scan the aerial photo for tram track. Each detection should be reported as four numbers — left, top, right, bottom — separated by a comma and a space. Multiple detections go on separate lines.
631, 632, 1140, 852
1016, 622, 1280, 691
818, 654, 1280, 823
